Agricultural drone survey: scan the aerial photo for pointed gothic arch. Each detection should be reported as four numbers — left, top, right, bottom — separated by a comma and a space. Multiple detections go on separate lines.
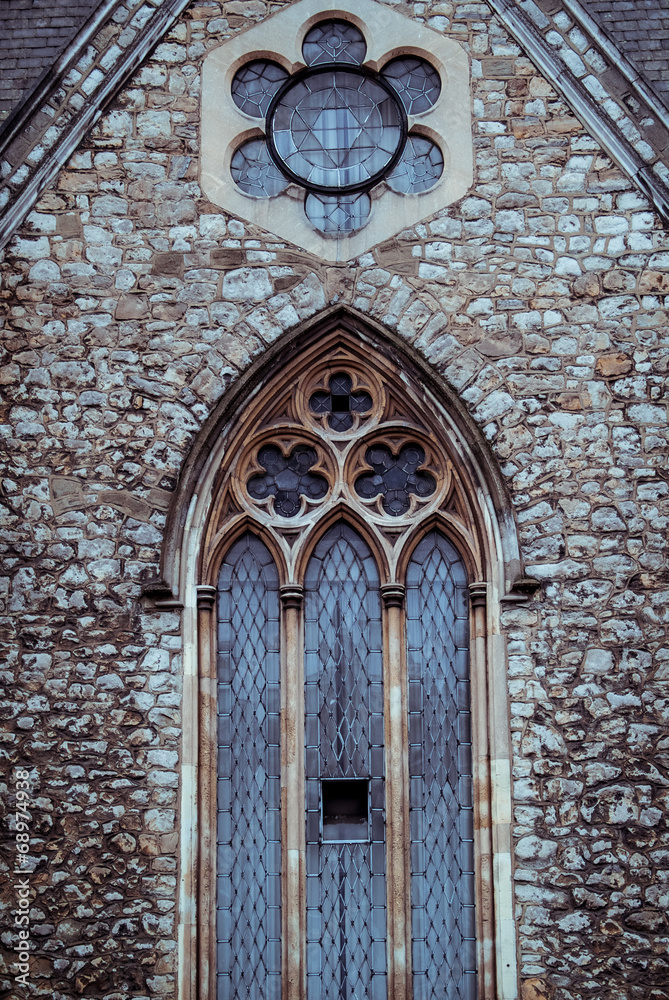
167, 308, 525, 1000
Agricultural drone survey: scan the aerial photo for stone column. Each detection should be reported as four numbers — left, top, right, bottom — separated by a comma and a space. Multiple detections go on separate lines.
281, 584, 305, 1000
381, 582, 410, 1000
196, 584, 217, 1000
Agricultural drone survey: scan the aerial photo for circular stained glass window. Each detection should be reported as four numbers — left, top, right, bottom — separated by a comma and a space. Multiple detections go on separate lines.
387, 136, 444, 194
305, 191, 371, 234
231, 138, 288, 197
267, 68, 405, 192
381, 57, 441, 116
228, 20, 444, 235
302, 20, 366, 66
231, 60, 289, 118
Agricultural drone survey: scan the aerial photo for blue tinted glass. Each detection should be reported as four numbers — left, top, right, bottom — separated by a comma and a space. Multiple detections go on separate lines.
387, 135, 443, 194
231, 138, 288, 198
269, 70, 403, 190
406, 531, 476, 1000
304, 523, 387, 1000
217, 534, 281, 1000
305, 191, 371, 234
302, 20, 366, 67
231, 60, 288, 117
381, 57, 441, 115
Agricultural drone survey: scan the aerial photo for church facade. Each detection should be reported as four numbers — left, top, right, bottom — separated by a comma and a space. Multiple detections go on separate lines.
1, 2, 668, 1000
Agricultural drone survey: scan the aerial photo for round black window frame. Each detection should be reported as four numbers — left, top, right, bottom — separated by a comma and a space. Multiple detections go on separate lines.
264, 63, 409, 196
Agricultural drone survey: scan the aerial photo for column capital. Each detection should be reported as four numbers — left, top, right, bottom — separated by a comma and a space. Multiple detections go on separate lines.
381, 583, 405, 608
196, 584, 217, 611
469, 581, 487, 609
280, 584, 304, 609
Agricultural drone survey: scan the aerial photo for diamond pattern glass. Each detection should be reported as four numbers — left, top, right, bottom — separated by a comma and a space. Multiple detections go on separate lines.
305, 523, 387, 1000
355, 443, 436, 516
247, 443, 328, 517
406, 532, 476, 1000
231, 138, 289, 198
269, 69, 404, 191
310, 372, 373, 431
217, 535, 281, 1000
387, 136, 443, 194
381, 57, 441, 116
231, 60, 289, 118
302, 20, 367, 67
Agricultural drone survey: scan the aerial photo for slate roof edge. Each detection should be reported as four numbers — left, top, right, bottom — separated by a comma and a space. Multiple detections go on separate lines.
561, 0, 669, 129
486, 0, 669, 226
0, 0, 192, 253
0, 0, 118, 155
1, 0, 669, 253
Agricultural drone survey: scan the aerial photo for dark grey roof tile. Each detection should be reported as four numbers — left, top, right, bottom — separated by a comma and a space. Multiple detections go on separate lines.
0, 0, 101, 120
584, 0, 669, 107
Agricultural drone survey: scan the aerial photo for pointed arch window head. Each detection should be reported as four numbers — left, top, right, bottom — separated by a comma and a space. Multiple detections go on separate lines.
192, 323, 519, 1000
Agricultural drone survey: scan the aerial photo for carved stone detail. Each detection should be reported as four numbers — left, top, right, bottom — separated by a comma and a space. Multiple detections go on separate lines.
381, 583, 405, 608
197, 584, 218, 611
200, 329, 484, 585
280, 584, 304, 609
469, 582, 487, 609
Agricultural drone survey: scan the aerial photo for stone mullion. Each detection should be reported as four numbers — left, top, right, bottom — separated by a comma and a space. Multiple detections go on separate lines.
280, 585, 306, 1000
196, 584, 218, 1000
469, 581, 495, 1000
381, 583, 411, 1000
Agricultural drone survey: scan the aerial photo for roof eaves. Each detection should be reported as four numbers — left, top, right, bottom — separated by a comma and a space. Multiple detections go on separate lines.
0, 0, 116, 150
2, 0, 669, 251
0, 0, 192, 253
486, 0, 669, 225
562, 0, 669, 125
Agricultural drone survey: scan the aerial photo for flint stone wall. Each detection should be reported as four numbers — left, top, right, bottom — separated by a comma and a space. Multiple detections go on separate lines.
0, 1, 668, 999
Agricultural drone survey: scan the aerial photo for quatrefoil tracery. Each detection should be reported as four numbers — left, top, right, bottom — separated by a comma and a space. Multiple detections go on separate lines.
309, 371, 373, 432
242, 370, 443, 522
247, 443, 328, 518
354, 443, 436, 516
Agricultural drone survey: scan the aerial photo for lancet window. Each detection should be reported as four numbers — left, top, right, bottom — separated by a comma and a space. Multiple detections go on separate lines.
194, 327, 514, 1000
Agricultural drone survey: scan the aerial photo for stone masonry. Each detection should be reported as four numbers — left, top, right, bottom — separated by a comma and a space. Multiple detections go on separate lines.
0, 1, 668, 999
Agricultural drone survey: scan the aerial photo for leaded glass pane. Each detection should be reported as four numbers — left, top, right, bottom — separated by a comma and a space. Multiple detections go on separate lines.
217, 534, 281, 1000
305, 523, 387, 1000
381, 57, 441, 116
268, 70, 403, 190
354, 442, 436, 516
247, 443, 328, 517
302, 20, 367, 67
387, 136, 443, 194
406, 531, 476, 1000
305, 191, 371, 235
231, 60, 289, 118
310, 371, 373, 430
231, 138, 288, 198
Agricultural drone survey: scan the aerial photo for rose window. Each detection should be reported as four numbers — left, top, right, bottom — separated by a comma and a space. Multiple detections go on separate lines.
229, 20, 444, 235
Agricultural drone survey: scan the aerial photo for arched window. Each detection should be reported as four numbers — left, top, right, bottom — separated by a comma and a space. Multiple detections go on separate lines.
216, 535, 281, 999
407, 532, 475, 1000
175, 316, 521, 1000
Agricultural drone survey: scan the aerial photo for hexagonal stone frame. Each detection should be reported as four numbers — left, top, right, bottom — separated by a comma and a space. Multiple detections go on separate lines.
201, 0, 473, 261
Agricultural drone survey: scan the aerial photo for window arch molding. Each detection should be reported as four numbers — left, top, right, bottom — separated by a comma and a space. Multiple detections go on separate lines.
159, 308, 527, 1000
